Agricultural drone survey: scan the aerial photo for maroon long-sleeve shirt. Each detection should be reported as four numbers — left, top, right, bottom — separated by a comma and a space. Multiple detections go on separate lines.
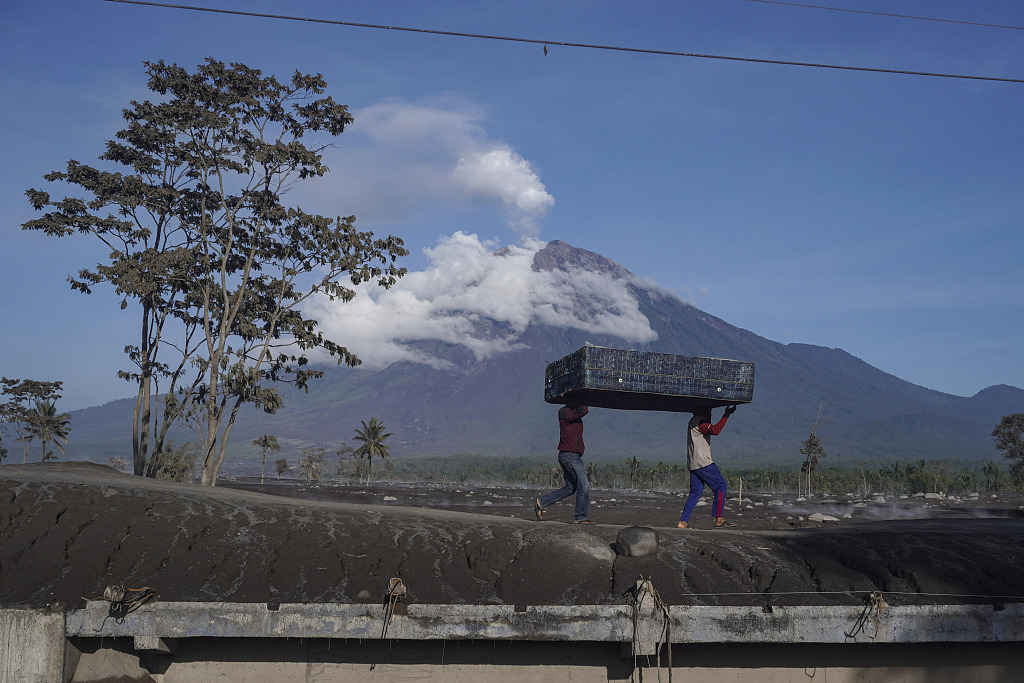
557, 405, 588, 455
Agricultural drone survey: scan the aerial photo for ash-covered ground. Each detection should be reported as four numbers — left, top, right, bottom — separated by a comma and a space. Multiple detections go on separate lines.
3, 462, 1023, 611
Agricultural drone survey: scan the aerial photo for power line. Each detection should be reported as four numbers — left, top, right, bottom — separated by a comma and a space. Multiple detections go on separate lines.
101, 0, 1024, 84
733, 0, 1024, 32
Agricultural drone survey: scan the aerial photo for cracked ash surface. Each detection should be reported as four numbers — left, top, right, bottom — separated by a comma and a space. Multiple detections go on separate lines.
2, 461, 1024, 610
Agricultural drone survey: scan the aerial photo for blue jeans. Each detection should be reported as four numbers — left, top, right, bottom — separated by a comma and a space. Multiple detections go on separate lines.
538, 451, 590, 522
679, 463, 728, 523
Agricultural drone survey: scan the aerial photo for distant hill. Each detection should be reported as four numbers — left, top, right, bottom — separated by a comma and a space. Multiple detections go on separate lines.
62, 240, 1024, 470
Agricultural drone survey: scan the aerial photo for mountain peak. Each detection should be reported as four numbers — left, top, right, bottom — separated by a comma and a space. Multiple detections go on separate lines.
971, 384, 1024, 410
530, 240, 636, 280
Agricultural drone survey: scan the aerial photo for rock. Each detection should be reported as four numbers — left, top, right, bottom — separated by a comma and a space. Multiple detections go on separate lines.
924, 493, 942, 499
843, 514, 853, 519
808, 513, 839, 522
612, 526, 659, 558
383, 496, 397, 502
873, 496, 886, 503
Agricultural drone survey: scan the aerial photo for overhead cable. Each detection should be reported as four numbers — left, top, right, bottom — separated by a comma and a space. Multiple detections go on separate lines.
101, 0, 1024, 83
734, 0, 1024, 31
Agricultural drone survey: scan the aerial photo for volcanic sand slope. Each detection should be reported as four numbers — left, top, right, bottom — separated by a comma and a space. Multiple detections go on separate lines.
2, 462, 1024, 610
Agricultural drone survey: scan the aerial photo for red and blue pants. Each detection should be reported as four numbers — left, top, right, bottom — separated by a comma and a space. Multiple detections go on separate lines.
679, 463, 727, 523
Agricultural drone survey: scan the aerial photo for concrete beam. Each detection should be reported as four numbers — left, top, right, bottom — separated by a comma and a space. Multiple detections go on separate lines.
8, 602, 1024, 682
133, 636, 178, 653
63, 601, 1024, 645
0, 609, 66, 683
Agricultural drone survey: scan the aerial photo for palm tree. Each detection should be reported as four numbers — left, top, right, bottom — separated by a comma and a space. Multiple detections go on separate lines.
982, 461, 1000, 492
26, 399, 71, 462
252, 434, 281, 485
651, 461, 670, 490
626, 456, 643, 489
887, 462, 903, 494
352, 418, 393, 486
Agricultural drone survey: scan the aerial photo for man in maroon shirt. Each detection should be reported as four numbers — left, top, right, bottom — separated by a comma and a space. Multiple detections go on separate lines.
535, 404, 593, 524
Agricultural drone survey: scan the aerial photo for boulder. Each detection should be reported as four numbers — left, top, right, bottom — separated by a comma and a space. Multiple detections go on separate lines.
612, 526, 659, 557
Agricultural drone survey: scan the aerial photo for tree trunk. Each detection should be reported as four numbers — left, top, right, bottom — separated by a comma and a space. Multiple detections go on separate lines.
134, 313, 153, 476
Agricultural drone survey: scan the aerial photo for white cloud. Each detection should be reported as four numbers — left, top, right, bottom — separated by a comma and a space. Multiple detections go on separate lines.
305, 232, 657, 369
311, 97, 553, 236
451, 149, 554, 235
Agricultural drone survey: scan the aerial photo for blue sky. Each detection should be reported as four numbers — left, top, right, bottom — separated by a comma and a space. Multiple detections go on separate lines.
1, 0, 1022, 410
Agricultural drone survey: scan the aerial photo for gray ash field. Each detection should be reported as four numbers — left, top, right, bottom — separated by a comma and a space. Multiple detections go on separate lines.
3, 462, 1023, 611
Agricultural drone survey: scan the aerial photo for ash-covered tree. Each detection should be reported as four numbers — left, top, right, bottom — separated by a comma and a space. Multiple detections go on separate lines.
154, 441, 197, 483
1, 378, 67, 464
799, 404, 828, 497
274, 457, 289, 480
297, 446, 327, 485
24, 59, 407, 485
992, 413, 1024, 486
799, 431, 827, 497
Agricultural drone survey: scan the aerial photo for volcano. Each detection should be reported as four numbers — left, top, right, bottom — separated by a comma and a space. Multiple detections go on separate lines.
66, 240, 1023, 467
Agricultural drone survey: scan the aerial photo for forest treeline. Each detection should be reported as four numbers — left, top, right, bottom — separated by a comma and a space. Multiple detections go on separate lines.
318, 452, 1018, 496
